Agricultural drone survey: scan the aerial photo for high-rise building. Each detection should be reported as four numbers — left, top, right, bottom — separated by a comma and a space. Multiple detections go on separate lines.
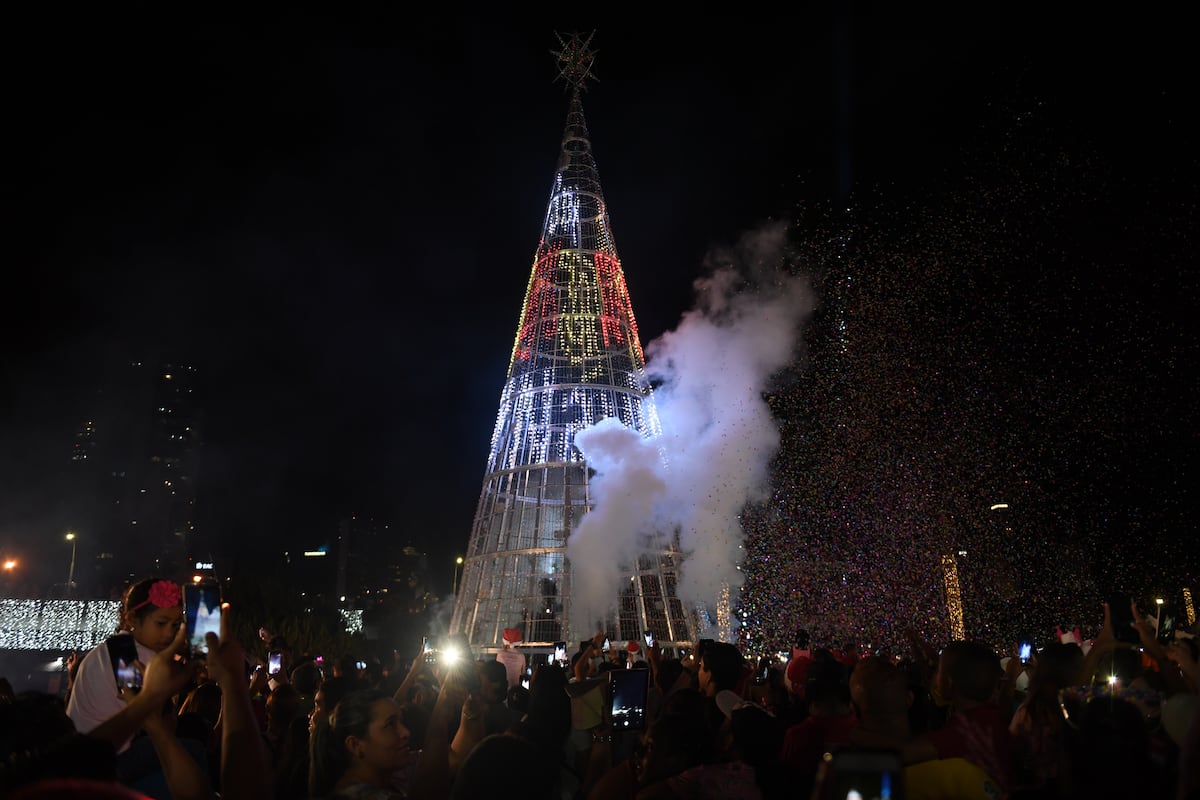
450, 34, 694, 651
283, 514, 433, 611
68, 358, 202, 594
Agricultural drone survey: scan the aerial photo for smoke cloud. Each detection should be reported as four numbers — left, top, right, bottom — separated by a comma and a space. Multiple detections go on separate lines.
566, 222, 815, 634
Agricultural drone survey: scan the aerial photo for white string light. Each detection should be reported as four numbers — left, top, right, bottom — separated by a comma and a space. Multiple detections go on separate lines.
0, 598, 120, 651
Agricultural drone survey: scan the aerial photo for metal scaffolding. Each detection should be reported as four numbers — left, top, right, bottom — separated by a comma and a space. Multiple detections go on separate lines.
449, 36, 694, 652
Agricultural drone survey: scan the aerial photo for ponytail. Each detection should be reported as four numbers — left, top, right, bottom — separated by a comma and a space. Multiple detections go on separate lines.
308, 688, 390, 798
308, 713, 342, 799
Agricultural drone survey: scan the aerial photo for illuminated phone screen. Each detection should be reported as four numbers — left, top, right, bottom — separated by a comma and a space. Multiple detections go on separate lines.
609, 669, 649, 730
106, 635, 142, 691
185, 582, 222, 654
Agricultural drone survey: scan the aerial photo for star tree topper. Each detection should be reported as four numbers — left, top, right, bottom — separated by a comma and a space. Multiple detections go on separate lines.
552, 30, 598, 92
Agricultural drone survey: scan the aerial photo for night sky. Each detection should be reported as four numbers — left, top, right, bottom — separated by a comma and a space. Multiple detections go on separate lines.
3, 8, 1197, 597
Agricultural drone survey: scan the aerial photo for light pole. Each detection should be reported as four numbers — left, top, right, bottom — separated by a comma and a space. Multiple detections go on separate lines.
65, 532, 78, 596
452, 556, 464, 595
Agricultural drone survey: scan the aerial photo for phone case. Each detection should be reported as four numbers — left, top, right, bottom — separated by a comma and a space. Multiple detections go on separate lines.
106, 635, 141, 690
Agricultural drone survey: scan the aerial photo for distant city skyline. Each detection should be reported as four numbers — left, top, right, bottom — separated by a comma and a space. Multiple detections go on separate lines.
3, 11, 1196, 622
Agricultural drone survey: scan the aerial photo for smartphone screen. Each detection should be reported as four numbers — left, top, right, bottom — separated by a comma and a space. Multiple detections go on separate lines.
1018, 642, 1033, 664
1157, 612, 1176, 643
822, 750, 903, 800
1105, 594, 1141, 643
554, 641, 567, 663
609, 668, 649, 731
602, 637, 610, 653
106, 634, 142, 692
185, 580, 222, 654
268, 651, 283, 675
644, 631, 655, 648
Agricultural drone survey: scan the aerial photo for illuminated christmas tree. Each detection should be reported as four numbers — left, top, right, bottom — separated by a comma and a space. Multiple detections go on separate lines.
449, 33, 694, 651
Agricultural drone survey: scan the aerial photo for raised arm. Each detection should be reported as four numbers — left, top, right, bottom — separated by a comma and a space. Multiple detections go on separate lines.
408, 679, 462, 800
1131, 601, 1190, 695
392, 642, 430, 707
1075, 602, 1120, 685
141, 698, 213, 800
89, 625, 197, 749
205, 604, 272, 800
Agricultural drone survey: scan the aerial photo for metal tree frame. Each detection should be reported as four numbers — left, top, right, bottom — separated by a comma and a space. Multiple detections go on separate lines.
449, 34, 694, 652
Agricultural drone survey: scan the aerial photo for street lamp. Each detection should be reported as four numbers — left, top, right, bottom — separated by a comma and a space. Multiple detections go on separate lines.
452, 556, 464, 595
65, 532, 78, 596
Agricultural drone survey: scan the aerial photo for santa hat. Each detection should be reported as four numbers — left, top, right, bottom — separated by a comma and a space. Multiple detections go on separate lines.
785, 654, 812, 696
1056, 626, 1083, 646
502, 628, 523, 645
626, 641, 640, 654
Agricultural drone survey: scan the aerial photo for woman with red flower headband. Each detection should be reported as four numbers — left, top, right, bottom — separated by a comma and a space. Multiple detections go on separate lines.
66, 577, 185, 750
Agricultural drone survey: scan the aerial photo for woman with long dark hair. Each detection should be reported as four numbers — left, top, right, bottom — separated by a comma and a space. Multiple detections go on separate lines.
309, 689, 411, 799
1008, 641, 1082, 795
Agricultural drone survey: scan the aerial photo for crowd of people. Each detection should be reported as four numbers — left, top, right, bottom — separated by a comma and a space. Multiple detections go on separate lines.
1, 576, 1198, 799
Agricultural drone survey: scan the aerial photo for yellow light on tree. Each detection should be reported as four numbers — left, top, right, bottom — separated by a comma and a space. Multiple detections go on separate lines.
942, 554, 965, 641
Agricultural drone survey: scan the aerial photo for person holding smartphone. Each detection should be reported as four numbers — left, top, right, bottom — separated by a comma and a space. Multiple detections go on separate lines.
67, 577, 186, 751
1007, 641, 1083, 795
65, 576, 215, 797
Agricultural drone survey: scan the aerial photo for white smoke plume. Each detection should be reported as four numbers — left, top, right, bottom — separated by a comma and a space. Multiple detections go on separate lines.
566, 222, 815, 633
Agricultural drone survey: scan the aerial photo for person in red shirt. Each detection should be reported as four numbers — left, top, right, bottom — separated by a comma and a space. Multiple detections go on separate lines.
779, 651, 857, 797
848, 642, 1015, 795
923, 641, 1015, 794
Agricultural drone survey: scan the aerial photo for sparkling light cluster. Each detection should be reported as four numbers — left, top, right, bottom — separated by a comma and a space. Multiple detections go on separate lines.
339, 608, 363, 634
735, 93, 1198, 657
942, 554, 965, 640
0, 598, 120, 651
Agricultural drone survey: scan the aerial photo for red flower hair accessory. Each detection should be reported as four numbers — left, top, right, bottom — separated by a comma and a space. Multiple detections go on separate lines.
130, 580, 183, 612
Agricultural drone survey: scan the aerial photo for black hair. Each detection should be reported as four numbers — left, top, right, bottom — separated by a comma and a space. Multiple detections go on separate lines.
507, 684, 530, 716
805, 650, 851, 708
523, 663, 571, 751
701, 642, 743, 692
451, 735, 555, 800
478, 659, 508, 692
290, 661, 323, 696
655, 658, 684, 694
398, 700, 430, 751
308, 688, 392, 798
1029, 642, 1083, 695
940, 641, 1001, 703
0, 692, 119, 794
121, 577, 177, 624
1068, 696, 1165, 798
316, 677, 357, 720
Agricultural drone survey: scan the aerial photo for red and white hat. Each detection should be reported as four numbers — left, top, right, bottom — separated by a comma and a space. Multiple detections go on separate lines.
626, 641, 641, 654
502, 628, 523, 645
